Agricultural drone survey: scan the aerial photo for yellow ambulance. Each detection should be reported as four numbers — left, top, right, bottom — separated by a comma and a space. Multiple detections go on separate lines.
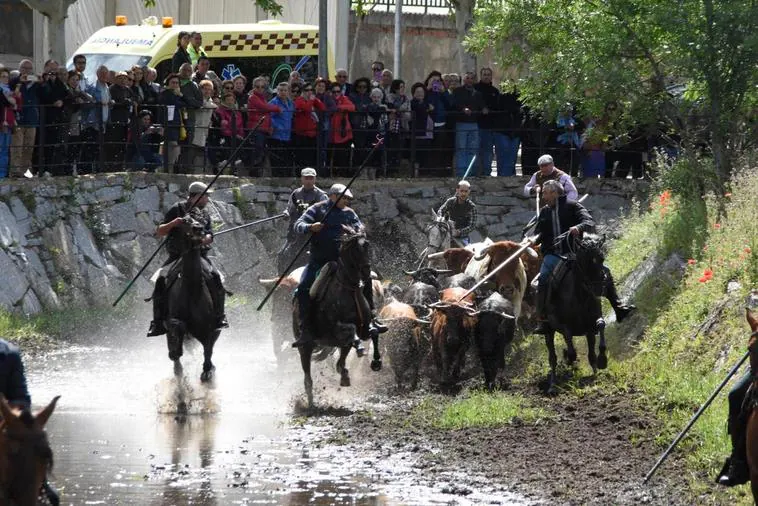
67, 16, 333, 85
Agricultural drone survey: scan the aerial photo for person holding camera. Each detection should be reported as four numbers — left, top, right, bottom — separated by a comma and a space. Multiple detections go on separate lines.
39, 61, 68, 176
276, 167, 328, 274
10, 60, 39, 177
424, 71, 452, 170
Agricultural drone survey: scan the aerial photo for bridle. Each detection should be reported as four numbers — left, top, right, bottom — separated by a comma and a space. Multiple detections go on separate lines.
0, 424, 53, 505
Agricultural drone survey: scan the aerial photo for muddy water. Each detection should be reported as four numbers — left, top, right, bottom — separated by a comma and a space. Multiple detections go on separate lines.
26, 311, 531, 505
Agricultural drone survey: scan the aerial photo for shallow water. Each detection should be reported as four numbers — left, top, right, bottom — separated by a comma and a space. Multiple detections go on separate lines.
26, 310, 532, 505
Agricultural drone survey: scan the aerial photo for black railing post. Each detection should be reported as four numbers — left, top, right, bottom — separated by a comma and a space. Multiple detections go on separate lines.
97, 104, 106, 174
38, 106, 46, 173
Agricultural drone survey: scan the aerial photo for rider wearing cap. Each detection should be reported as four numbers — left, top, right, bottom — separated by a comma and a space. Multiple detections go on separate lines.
291, 184, 387, 348
533, 180, 635, 334
277, 167, 328, 274
437, 180, 478, 246
147, 181, 229, 337
524, 154, 579, 201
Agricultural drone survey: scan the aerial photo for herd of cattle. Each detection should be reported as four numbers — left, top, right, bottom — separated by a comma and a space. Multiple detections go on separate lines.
260, 239, 543, 392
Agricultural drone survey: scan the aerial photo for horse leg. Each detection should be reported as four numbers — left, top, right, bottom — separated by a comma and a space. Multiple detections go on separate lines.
337, 346, 351, 387
200, 332, 219, 383
586, 332, 597, 375
299, 344, 315, 408
563, 334, 578, 365
167, 329, 183, 376
545, 331, 558, 395
370, 334, 382, 371
596, 318, 608, 370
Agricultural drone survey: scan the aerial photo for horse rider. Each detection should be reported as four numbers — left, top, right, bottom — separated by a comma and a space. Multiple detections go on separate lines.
147, 181, 229, 337
523, 154, 579, 201
533, 180, 636, 335
0, 338, 60, 505
717, 369, 751, 486
277, 167, 328, 274
437, 180, 478, 246
291, 183, 388, 348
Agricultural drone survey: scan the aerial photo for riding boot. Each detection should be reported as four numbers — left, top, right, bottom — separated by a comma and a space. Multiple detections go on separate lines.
718, 417, 750, 486
533, 283, 549, 335
292, 295, 315, 348
147, 277, 168, 337
603, 267, 636, 322
212, 272, 229, 330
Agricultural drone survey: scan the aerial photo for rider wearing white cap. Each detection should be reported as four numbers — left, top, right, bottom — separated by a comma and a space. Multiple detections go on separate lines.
291, 184, 386, 347
523, 154, 579, 201
147, 181, 229, 337
277, 168, 328, 274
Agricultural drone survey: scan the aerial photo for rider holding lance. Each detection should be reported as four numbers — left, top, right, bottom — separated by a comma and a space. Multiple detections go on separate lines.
147, 181, 229, 337
524, 154, 579, 201
277, 167, 328, 275
437, 180, 478, 246
291, 184, 388, 348
533, 180, 635, 335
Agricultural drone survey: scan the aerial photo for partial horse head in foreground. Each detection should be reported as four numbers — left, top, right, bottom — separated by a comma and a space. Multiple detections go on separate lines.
0, 395, 59, 506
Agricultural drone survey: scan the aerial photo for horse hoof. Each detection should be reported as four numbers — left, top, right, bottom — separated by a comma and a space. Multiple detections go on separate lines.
370, 359, 382, 372
173, 360, 183, 376
340, 376, 351, 387
597, 353, 608, 370
355, 344, 366, 357
200, 370, 214, 382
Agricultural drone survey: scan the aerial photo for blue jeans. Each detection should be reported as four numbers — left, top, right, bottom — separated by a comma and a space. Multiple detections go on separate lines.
494, 133, 519, 176
0, 132, 10, 178
478, 128, 494, 176
539, 254, 562, 289
297, 260, 326, 323
455, 123, 479, 177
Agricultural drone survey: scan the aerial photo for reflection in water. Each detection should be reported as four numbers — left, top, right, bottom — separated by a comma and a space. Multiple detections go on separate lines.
25, 308, 531, 505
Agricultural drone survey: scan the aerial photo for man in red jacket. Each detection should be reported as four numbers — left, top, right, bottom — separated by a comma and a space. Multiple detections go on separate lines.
247, 76, 281, 170
292, 83, 326, 169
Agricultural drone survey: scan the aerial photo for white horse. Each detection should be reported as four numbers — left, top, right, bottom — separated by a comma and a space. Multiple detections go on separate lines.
418, 209, 455, 270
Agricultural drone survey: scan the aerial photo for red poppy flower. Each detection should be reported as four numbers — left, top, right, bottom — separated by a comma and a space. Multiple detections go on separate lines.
714, 223, 721, 229
724, 192, 732, 197
746, 247, 752, 254
703, 268, 713, 278
687, 259, 696, 265
698, 276, 709, 283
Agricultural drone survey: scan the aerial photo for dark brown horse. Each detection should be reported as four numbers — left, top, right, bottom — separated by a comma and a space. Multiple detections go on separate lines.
744, 308, 758, 502
0, 395, 59, 506
292, 228, 382, 408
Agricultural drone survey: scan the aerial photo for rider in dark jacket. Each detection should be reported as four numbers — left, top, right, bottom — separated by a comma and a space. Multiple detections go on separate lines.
533, 180, 635, 334
291, 184, 387, 348
277, 167, 328, 274
147, 181, 229, 337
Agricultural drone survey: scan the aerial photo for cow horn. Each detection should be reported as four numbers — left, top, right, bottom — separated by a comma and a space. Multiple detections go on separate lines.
499, 312, 516, 320
427, 251, 446, 259
432, 269, 453, 275
428, 301, 451, 309
403, 269, 418, 276
465, 308, 480, 317
524, 247, 538, 258
413, 318, 432, 325
474, 246, 491, 261
258, 277, 279, 285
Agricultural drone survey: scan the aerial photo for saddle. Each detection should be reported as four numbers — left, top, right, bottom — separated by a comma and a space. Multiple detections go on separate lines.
309, 261, 338, 303
546, 256, 572, 305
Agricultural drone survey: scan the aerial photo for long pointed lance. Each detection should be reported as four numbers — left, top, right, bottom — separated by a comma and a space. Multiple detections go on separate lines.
214, 212, 289, 237
256, 135, 385, 312
112, 116, 266, 307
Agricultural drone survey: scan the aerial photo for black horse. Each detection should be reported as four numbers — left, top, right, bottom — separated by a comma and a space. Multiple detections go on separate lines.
292, 227, 382, 408
544, 233, 608, 394
165, 218, 220, 382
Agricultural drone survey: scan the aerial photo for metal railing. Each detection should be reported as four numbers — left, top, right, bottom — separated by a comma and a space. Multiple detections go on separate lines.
350, 0, 452, 14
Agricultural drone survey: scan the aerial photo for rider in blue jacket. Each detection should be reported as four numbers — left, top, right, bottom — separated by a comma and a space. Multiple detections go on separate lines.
291, 184, 387, 348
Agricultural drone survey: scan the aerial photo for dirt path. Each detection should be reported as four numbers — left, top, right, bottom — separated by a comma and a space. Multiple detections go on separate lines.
302, 375, 723, 505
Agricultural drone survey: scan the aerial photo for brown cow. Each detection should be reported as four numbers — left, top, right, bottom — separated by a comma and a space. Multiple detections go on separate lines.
258, 266, 306, 363
379, 300, 430, 390
442, 248, 475, 274
429, 287, 478, 388
474, 241, 535, 319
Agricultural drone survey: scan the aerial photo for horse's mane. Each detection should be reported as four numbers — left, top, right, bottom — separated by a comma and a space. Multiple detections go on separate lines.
580, 233, 606, 255
340, 228, 367, 246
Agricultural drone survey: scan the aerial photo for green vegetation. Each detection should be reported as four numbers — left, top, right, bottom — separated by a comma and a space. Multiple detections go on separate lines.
601, 157, 758, 503
0, 311, 51, 351
413, 391, 553, 429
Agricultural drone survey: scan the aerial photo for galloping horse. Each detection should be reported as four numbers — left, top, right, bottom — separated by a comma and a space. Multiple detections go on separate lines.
744, 307, 758, 502
543, 234, 608, 394
420, 210, 454, 269
293, 227, 382, 407
165, 218, 220, 382
0, 395, 59, 506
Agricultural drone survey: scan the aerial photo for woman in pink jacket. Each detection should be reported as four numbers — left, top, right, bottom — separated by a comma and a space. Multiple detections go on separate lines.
213, 91, 245, 171
247, 76, 281, 171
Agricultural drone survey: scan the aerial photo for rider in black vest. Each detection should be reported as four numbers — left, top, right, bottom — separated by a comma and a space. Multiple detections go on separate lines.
291, 184, 388, 348
524, 154, 579, 201
533, 180, 635, 335
277, 167, 328, 274
147, 181, 229, 337
0, 339, 59, 505
437, 180, 478, 246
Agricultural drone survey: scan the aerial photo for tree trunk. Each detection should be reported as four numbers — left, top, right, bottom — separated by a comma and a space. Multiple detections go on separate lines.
454, 0, 476, 73
348, 14, 364, 76
20, 0, 76, 65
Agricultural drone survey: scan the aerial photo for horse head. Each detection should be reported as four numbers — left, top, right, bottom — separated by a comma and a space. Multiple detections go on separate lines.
0, 395, 59, 506
177, 215, 207, 249
340, 225, 371, 278
576, 233, 606, 297
425, 212, 453, 254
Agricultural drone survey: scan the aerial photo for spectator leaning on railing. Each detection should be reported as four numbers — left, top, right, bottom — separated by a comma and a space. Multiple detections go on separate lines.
191, 79, 217, 173
158, 73, 188, 173
39, 61, 68, 176
247, 76, 280, 171
178, 62, 203, 172
329, 83, 355, 171
108, 71, 135, 172
268, 81, 295, 177
452, 71, 484, 177
213, 90, 245, 171
81, 65, 112, 174
10, 59, 39, 178
62, 70, 93, 175
474, 67, 499, 176
293, 82, 326, 170
0, 67, 22, 178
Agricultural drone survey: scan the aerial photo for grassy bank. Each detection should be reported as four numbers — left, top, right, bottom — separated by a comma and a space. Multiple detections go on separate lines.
604, 159, 758, 502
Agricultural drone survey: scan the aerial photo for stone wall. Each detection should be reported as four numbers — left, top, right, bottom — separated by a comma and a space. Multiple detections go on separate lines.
0, 173, 648, 315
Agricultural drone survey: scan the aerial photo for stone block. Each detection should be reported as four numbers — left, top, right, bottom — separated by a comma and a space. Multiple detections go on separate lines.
94, 185, 124, 203
100, 201, 139, 235
0, 202, 23, 248
9, 197, 30, 221
255, 192, 274, 203
135, 212, 157, 235
212, 188, 236, 204
240, 184, 257, 201
21, 290, 42, 315
70, 215, 106, 269
0, 249, 30, 308
132, 186, 160, 213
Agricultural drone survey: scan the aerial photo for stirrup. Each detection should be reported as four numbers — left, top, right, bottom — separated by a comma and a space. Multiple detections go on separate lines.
147, 320, 167, 337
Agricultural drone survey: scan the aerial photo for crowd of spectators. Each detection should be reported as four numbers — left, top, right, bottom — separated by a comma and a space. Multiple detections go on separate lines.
0, 31, 653, 180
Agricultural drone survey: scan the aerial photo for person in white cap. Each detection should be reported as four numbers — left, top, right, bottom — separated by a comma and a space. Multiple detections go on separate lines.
147, 181, 229, 337
277, 167, 328, 274
291, 183, 387, 348
523, 154, 579, 201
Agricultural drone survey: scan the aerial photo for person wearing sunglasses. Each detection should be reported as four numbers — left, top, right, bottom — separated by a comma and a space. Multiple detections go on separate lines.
292, 83, 326, 169
328, 84, 355, 172
246, 76, 281, 172
348, 77, 372, 169
333, 69, 351, 95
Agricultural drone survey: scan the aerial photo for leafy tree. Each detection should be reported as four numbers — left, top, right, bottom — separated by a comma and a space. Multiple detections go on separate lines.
467, 0, 758, 188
